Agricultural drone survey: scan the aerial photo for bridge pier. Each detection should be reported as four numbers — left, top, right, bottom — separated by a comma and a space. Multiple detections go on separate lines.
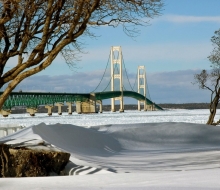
138, 100, 147, 111
76, 101, 95, 113
55, 103, 64, 115
66, 102, 74, 115
76, 102, 82, 114
119, 97, 124, 113
96, 100, 103, 113
138, 102, 141, 111
147, 103, 155, 111
111, 98, 116, 112
144, 104, 147, 111
99, 101, 103, 113
152, 103, 155, 111
75, 94, 98, 114
45, 105, 53, 116
111, 97, 124, 112
0, 109, 11, 117
26, 108, 37, 116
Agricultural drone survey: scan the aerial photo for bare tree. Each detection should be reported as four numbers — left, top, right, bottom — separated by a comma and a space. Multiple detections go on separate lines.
194, 29, 220, 125
0, 0, 163, 110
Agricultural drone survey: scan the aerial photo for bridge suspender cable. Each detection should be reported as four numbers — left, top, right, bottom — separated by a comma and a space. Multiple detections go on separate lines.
122, 54, 136, 92
91, 52, 111, 92
101, 50, 120, 92
146, 75, 152, 101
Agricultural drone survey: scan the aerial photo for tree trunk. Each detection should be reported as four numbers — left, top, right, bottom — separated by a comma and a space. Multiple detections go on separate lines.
207, 108, 216, 125
0, 83, 17, 110
206, 91, 220, 125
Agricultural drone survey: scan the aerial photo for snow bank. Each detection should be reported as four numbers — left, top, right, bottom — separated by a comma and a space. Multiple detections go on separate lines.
1, 121, 220, 189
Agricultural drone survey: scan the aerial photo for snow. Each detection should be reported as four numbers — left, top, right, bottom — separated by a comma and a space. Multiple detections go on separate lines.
1, 109, 220, 189
0, 109, 219, 127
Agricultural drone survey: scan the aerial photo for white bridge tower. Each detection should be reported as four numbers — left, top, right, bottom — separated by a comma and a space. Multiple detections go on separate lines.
111, 46, 124, 112
138, 66, 147, 111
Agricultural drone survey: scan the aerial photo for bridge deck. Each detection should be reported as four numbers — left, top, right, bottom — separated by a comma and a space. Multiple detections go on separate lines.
95, 91, 163, 110
0, 91, 163, 110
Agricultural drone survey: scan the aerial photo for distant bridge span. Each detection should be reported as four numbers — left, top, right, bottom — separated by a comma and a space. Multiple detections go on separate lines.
0, 90, 163, 117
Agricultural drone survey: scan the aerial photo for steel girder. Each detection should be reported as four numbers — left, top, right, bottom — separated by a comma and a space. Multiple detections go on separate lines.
0, 92, 90, 109
0, 91, 163, 110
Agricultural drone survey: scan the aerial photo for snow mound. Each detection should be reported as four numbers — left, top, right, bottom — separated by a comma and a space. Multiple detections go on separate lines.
2, 122, 220, 173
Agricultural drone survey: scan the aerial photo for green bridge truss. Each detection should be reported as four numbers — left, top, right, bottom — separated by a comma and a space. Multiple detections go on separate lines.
95, 91, 163, 110
0, 91, 163, 110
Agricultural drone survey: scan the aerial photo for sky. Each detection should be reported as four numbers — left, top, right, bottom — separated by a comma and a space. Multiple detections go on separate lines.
5, 0, 220, 104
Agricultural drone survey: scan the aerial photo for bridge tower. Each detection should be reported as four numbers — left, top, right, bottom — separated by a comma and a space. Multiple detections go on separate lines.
138, 66, 147, 111
111, 46, 124, 112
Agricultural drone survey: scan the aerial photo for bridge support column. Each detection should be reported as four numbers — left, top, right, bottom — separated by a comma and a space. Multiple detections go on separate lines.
0, 109, 11, 117
26, 108, 37, 116
75, 94, 97, 114
76, 102, 82, 114
152, 103, 155, 111
100, 101, 103, 113
55, 103, 64, 115
45, 105, 53, 116
138, 100, 147, 111
138, 102, 141, 111
66, 102, 74, 115
119, 97, 124, 113
97, 100, 103, 113
144, 100, 147, 111
111, 98, 116, 112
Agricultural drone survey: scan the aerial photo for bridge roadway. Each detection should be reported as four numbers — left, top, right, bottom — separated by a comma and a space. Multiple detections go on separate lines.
0, 91, 163, 116
95, 91, 163, 110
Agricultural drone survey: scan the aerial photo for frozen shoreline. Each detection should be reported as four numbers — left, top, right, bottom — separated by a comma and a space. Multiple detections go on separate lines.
1, 109, 220, 189
0, 109, 218, 127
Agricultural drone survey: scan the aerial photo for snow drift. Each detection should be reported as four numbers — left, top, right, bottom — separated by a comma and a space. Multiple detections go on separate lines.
2, 122, 220, 173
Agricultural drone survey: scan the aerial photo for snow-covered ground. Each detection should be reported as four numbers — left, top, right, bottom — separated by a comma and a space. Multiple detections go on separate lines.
0, 109, 219, 127
1, 109, 220, 190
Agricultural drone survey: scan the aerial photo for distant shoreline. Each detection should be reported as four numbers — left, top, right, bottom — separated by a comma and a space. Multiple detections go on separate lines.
158, 103, 212, 110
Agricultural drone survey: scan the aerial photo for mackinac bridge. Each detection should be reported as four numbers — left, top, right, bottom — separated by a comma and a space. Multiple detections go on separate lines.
0, 46, 163, 117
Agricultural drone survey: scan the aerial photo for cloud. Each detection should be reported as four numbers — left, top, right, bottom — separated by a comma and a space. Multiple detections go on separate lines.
5, 69, 211, 104
10, 70, 106, 93
147, 70, 210, 103
77, 42, 212, 74
156, 15, 220, 24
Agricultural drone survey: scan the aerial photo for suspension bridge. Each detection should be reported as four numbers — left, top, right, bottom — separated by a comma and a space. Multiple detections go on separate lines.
0, 46, 163, 117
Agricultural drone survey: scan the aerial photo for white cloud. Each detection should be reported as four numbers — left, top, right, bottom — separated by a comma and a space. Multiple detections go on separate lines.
157, 15, 220, 23
147, 69, 211, 103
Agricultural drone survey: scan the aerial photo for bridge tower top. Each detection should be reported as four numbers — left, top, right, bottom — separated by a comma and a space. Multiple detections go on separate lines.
110, 46, 124, 112
138, 66, 146, 97
110, 46, 123, 92
137, 66, 147, 111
